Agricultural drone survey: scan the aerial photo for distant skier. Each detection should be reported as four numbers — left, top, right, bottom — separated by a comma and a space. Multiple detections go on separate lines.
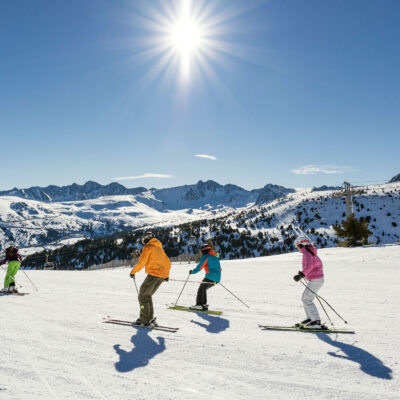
0, 242, 23, 293
293, 236, 326, 329
189, 244, 221, 311
131, 249, 140, 265
129, 232, 171, 327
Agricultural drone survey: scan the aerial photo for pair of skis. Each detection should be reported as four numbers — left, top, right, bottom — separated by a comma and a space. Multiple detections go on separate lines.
167, 304, 223, 316
259, 324, 355, 334
0, 291, 29, 296
102, 305, 224, 333
103, 317, 179, 333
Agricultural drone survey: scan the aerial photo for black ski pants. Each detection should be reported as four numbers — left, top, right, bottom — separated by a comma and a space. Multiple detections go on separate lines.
196, 278, 216, 306
138, 274, 164, 323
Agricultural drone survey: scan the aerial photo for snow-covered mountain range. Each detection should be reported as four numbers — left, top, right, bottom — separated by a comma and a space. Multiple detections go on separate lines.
1, 177, 400, 262
0, 180, 293, 208
0, 181, 147, 202
0, 180, 293, 249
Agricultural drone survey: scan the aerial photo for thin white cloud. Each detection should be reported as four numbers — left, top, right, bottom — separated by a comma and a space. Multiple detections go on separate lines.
195, 154, 217, 161
291, 165, 349, 175
114, 173, 173, 181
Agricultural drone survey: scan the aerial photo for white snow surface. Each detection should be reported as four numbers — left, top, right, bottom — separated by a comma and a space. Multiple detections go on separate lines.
1, 245, 399, 400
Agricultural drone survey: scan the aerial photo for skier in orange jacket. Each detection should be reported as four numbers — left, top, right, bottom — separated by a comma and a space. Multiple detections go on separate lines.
130, 232, 171, 327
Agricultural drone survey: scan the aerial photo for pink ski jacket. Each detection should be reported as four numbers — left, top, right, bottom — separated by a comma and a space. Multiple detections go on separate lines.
299, 245, 324, 281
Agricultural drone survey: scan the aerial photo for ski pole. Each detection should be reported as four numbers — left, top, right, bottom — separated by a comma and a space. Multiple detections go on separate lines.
316, 296, 334, 327
300, 279, 347, 324
173, 273, 190, 307
132, 274, 139, 294
169, 278, 218, 284
301, 279, 334, 327
20, 268, 39, 292
218, 282, 250, 308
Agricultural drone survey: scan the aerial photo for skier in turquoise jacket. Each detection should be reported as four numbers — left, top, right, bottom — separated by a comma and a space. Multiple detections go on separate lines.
189, 244, 221, 311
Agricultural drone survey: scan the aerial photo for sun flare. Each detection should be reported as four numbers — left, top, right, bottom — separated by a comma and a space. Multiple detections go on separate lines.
124, 0, 250, 86
165, 2, 206, 80
170, 18, 202, 55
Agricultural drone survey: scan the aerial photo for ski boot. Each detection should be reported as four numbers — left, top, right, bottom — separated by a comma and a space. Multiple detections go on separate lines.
189, 304, 208, 311
294, 318, 311, 328
301, 320, 328, 330
0, 286, 15, 294
9, 284, 18, 293
149, 317, 158, 327
134, 318, 154, 328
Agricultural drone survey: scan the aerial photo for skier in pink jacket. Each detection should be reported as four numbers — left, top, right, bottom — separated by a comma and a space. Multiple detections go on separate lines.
293, 236, 326, 329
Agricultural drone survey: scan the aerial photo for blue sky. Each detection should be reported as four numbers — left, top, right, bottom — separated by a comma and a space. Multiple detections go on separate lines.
1, 0, 399, 191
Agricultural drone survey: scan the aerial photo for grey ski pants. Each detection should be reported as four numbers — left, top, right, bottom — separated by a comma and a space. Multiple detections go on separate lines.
301, 278, 324, 321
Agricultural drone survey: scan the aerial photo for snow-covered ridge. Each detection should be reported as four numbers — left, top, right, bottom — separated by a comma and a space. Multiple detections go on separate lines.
389, 173, 400, 183
1, 181, 399, 253
0, 181, 147, 202
0, 180, 293, 249
0, 180, 293, 207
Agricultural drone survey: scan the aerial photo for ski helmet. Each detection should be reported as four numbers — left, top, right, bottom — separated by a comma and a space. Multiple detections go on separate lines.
142, 232, 154, 245
200, 244, 212, 254
294, 236, 311, 248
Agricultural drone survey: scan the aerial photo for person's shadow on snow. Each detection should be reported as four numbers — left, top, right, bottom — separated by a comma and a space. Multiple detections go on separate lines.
113, 329, 166, 373
317, 333, 392, 380
191, 313, 230, 334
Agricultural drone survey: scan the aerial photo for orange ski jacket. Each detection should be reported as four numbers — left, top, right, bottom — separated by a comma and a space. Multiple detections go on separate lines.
130, 238, 171, 279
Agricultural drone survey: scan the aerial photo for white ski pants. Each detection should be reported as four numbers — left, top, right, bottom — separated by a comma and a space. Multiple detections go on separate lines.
301, 278, 324, 321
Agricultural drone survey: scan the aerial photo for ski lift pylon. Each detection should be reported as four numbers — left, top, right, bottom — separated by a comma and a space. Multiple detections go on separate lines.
187, 224, 197, 245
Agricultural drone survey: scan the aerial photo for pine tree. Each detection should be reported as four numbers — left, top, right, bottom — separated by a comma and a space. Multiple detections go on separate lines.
333, 214, 372, 247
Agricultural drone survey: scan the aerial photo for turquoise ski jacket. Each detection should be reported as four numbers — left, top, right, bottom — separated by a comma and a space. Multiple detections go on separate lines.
191, 251, 221, 283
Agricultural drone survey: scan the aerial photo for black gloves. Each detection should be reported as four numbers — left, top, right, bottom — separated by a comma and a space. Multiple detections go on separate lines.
130, 273, 135, 279
293, 271, 305, 282
189, 270, 192, 275
164, 277, 169, 282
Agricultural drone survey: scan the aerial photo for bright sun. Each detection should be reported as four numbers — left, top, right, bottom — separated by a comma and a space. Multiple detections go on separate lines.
170, 18, 202, 55
166, 2, 205, 80
125, 0, 247, 86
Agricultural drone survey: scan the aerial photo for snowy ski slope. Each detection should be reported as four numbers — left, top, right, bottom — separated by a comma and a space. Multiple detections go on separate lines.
0, 245, 398, 400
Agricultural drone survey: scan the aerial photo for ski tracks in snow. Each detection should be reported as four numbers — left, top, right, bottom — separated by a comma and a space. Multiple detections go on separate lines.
29, 321, 108, 400
1, 310, 107, 400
